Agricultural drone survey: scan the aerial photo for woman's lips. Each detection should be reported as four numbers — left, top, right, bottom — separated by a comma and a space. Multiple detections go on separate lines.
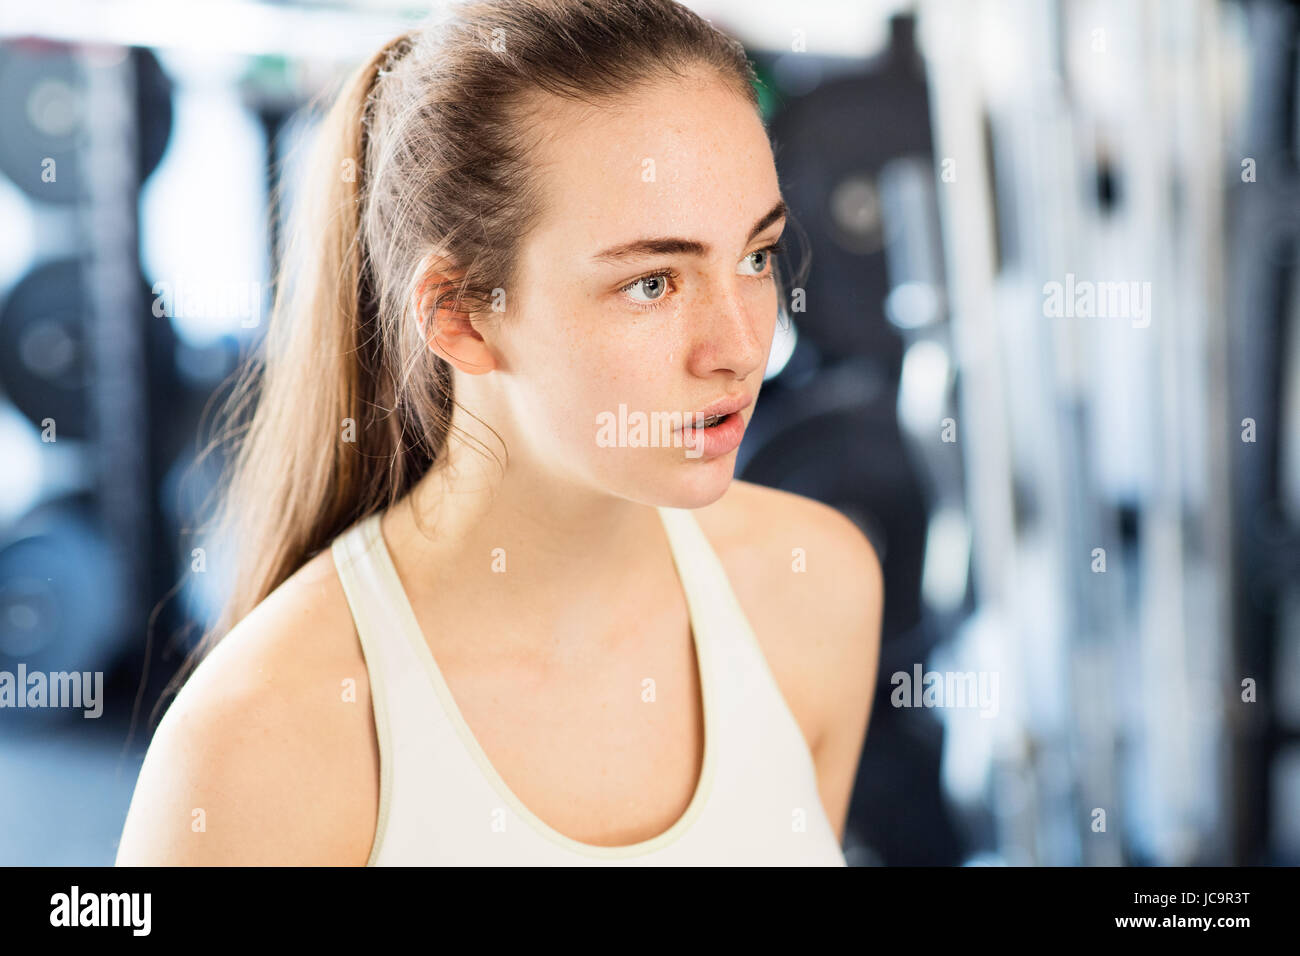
680, 409, 745, 458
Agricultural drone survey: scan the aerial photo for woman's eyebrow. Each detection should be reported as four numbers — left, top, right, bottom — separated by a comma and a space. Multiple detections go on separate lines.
589, 198, 786, 262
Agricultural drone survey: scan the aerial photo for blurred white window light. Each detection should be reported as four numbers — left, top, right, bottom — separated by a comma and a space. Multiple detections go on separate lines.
896, 336, 970, 611
0, 174, 36, 293
139, 49, 270, 348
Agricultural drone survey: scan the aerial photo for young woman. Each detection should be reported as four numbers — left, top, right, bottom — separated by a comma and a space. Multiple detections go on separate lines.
116, 0, 882, 866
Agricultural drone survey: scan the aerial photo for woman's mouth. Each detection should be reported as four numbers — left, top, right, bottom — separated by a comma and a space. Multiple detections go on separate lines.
692, 412, 729, 428
679, 409, 746, 458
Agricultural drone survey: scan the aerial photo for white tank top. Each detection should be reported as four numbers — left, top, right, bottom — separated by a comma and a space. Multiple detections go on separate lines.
330, 504, 847, 866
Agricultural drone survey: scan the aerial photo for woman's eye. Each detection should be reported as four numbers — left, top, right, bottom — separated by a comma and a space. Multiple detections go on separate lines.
739, 242, 782, 277
623, 273, 671, 303
739, 250, 768, 276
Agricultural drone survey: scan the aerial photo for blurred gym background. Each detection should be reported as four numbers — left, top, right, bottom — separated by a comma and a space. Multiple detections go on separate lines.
0, 0, 1296, 866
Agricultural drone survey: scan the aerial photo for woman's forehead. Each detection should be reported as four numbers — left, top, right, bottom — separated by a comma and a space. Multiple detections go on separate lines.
519, 83, 778, 261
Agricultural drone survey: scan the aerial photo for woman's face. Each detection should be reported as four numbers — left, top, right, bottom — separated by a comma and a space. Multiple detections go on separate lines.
470, 71, 786, 510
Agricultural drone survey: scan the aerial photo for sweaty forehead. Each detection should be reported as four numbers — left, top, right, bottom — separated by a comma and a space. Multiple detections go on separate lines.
515, 74, 776, 258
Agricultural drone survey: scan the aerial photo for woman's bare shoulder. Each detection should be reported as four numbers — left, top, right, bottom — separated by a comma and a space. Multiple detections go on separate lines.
115, 547, 379, 866
695, 478, 882, 598
693, 479, 883, 748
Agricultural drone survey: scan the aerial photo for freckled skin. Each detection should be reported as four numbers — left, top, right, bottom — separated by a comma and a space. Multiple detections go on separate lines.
432, 70, 785, 514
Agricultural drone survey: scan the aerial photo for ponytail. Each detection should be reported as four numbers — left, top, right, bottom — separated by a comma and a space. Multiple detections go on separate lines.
164, 32, 431, 703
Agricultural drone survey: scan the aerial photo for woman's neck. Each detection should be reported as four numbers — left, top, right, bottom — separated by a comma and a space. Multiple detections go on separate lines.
380, 424, 674, 659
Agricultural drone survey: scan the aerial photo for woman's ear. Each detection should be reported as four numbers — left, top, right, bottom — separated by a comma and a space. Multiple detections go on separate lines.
412, 259, 498, 375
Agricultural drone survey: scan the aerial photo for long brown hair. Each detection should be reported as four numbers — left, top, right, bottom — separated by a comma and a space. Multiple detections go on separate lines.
166, 0, 779, 708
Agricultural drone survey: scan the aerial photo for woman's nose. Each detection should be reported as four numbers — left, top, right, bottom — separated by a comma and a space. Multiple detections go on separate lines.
688, 282, 768, 380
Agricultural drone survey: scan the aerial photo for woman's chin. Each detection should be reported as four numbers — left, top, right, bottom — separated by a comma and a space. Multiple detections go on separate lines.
653, 455, 738, 509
